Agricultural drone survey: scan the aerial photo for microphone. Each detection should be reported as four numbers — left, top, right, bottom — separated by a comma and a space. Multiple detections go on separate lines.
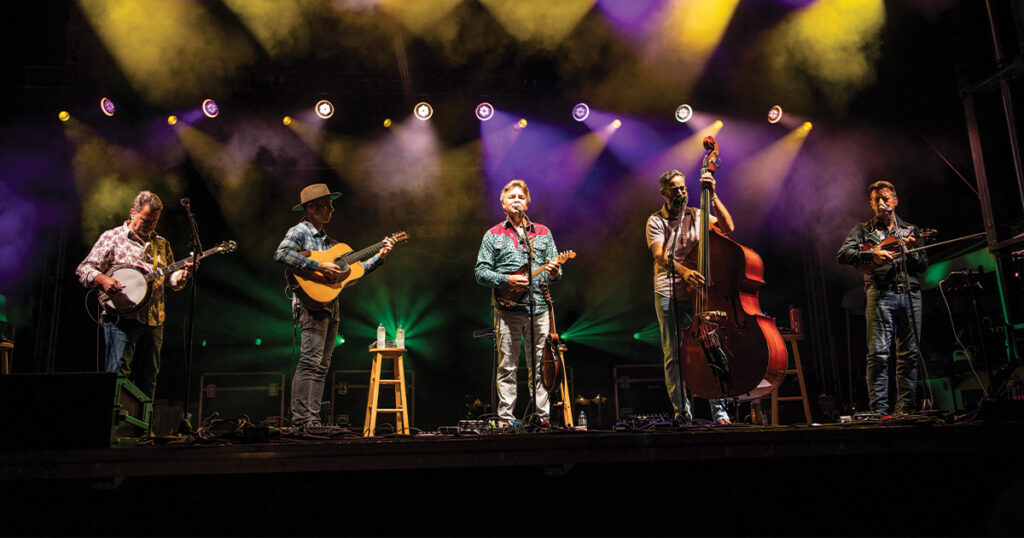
511, 202, 524, 214
879, 202, 893, 212
180, 198, 191, 208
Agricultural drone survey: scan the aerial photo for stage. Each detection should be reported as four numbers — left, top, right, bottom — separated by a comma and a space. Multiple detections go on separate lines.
3, 419, 1023, 536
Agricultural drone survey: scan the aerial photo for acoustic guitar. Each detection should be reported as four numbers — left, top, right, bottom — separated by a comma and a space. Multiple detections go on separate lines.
286, 231, 408, 310
494, 250, 575, 309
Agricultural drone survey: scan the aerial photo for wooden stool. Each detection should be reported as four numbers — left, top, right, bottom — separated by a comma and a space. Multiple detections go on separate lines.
364, 347, 409, 437
770, 333, 813, 425
0, 341, 12, 374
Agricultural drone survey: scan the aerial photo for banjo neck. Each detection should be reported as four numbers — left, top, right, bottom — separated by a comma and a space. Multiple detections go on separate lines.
144, 243, 227, 282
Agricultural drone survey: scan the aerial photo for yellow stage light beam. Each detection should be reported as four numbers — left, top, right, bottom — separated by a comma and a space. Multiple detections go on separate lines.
479, 0, 595, 48
379, 0, 466, 36
77, 0, 256, 106
755, 0, 885, 113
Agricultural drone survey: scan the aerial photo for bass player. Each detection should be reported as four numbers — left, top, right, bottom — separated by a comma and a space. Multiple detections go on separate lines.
274, 183, 394, 429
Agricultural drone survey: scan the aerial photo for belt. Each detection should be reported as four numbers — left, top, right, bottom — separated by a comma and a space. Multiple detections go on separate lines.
870, 282, 919, 293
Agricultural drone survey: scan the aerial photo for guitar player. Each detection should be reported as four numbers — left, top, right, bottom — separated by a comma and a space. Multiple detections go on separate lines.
75, 190, 194, 399
474, 179, 561, 427
836, 180, 929, 416
273, 183, 394, 430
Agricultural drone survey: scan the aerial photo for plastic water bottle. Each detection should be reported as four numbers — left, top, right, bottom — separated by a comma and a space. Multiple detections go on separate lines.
395, 325, 405, 349
577, 409, 588, 431
376, 323, 386, 349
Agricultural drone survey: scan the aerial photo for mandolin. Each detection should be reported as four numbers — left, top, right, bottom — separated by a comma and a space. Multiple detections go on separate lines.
494, 250, 575, 309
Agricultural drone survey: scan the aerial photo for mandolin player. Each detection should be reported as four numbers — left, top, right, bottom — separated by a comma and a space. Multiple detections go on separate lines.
836, 180, 928, 416
474, 179, 561, 427
75, 190, 194, 399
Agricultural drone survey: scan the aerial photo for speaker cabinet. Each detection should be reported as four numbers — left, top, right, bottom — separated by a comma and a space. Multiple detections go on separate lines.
0, 372, 151, 449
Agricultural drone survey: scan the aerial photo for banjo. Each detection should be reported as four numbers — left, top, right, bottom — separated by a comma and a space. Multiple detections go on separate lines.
97, 240, 237, 315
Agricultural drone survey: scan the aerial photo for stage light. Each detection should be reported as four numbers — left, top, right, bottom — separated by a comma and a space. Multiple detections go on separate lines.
335, 334, 346, 346
100, 97, 115, 117
255, 338, 262, 346
714, 120, 723, 128
612, 119, 622, 129
802, 122, 813, 130
414, 101, 433, 120
167, 115, 178, 125
768, 105, 783, 124
315, 99, 334, 119
383, 118, 392, 128
202, 99, 219, 119
475, 102, 494, 121
674, 104, 693, 123
282, 116, 292, 126
572, 102, 589, 122
517, 118, 528, 128
633, 332, 640, 340
57, 111, 70, 122
201, 340, 207, 347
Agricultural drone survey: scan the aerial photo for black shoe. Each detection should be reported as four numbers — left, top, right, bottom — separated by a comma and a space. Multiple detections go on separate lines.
673, 414, 692, 426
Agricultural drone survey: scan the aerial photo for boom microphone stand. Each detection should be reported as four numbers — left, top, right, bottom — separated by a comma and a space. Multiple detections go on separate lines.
179, 198, 203, 433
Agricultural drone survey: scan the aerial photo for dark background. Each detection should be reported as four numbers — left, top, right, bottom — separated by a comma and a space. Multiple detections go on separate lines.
1, 0, 1022, 429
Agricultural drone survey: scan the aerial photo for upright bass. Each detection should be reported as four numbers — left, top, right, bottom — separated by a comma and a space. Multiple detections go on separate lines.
679, 136, 787, 401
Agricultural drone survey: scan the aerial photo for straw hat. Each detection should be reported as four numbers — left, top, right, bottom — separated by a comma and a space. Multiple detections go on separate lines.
292, 183, 341, 212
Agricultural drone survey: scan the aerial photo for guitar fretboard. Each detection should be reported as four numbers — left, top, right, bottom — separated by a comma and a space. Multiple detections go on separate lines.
338, 240, 388, 265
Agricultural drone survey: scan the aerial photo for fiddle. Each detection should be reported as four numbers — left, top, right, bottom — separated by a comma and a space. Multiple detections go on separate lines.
857, 228, 936, 274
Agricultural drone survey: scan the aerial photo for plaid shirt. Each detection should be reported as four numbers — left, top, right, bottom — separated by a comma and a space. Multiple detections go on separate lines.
274, 220, 383, 318
75, 222, 183, 326
474, 219, 561, 312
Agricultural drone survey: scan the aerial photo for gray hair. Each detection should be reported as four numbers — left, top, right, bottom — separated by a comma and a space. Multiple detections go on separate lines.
131, 191, 163, 213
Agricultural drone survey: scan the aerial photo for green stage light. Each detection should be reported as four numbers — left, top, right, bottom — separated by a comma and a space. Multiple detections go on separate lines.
336, 334, 345, 346
201, 340, 207, 347
255, 338, 262, 346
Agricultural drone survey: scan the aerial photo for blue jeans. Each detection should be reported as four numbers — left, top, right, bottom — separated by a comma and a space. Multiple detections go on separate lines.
655, 293, 728, 422
103, 318, 163, 399
865, 286, 922, 414
291, 305, 339, 427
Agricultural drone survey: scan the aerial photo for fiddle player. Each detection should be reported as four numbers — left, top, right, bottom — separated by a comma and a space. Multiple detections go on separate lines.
646, 169, 733, 425
836, 180, 928, 416
474, 179, 561, 427
75, 190, 194, 399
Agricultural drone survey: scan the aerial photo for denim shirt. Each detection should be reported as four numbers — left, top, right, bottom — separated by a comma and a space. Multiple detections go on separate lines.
274, 220, 383, 318
474, 219, 561, 312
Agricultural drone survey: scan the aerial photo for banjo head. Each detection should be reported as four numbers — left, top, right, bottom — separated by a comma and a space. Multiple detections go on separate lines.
102, 266, 151, 314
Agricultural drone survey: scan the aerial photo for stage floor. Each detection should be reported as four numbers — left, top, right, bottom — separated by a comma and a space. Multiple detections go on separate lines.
2, 419, 1023, 535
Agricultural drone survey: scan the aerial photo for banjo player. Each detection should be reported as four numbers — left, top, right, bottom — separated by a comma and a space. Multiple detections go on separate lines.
75, 190, 194, 399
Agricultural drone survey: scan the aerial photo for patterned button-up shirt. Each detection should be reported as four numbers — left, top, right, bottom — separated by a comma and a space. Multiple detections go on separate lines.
274, 220, 383, 319
75, 222, 183, 326
474, 219, 561, 313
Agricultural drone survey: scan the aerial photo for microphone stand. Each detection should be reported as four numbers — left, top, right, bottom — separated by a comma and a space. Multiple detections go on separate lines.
519, 209, 541, 427
888, 211, 931, 412
180, 198, 203, 434
664, 198, 688, 424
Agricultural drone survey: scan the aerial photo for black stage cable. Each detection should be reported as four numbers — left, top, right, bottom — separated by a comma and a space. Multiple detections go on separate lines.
938, 277, 989, 398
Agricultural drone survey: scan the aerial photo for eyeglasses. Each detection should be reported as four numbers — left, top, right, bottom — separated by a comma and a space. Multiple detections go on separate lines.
667, 186, 686, 192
